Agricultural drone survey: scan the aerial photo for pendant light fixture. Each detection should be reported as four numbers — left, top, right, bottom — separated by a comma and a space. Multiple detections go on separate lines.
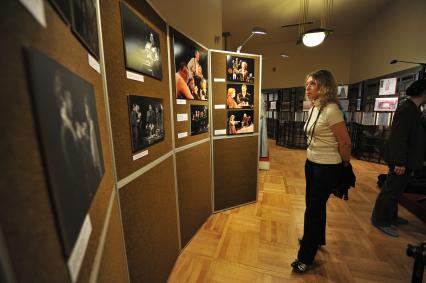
298, 0, 333, 47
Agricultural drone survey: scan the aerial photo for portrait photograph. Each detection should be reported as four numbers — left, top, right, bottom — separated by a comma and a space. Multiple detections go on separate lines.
379, 77, 397, 96
227, 110, 254, 135
337, 85, 348, 99
71, 0, 99, 59
128, 95, 165, 152
49, 0, 72, 24
173, 30, 208, 101
25, 48, 105, 258
190, 105, 209, 136
374, 97, 398, 111
226, 56, 255, 84
226, 83, 254, 109
120, 2, 162, 80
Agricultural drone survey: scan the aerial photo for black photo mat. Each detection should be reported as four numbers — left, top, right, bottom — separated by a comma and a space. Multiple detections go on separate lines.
173, 30, 208, 101
71, 0, 100, 59
190, 105, 209, 136
49, 0, 72, 24
128, 95, 165, 152
226, 83, 254, 109
120, 2, 162, 80
226, 56, 255, 84
24, 48, 105, 258
227, 110, 255, 135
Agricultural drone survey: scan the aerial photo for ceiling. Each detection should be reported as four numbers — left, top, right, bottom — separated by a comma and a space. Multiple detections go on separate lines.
222, 0, 393, 51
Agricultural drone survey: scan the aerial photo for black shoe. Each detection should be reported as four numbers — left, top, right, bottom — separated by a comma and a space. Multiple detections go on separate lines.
393, 216, 409, 226
291, 259, 309, 273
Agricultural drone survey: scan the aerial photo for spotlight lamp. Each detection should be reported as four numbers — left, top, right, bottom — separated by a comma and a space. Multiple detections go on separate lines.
236, 27, 267, 53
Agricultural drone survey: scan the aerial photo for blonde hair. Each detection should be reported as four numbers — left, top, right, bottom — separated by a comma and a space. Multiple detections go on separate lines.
306, 69, 338, 109
227, 88, 236, 97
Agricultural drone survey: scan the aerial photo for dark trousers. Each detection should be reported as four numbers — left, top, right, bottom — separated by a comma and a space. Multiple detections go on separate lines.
298, 159, 341, 265
371, 166, 411, 226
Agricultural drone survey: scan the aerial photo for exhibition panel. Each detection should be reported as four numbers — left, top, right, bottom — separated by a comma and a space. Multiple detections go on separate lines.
0, 1, 122, 282
176, 142, 212, 247
100, 0, 172, 181
119, 157, 179, 283
210, 50, 261, 211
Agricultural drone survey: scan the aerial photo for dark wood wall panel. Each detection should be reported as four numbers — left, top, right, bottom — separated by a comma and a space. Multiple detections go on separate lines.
0, 1, 116, 282
213, 137, 258, 211
119, 157, 179, 283
100, 0, 172, 180
97, 194, 130, 283
176, 142, 212, 247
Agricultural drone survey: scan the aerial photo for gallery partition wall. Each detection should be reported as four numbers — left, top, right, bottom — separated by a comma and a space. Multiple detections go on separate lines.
210, 50, 262, 211
1, 1, 262, 282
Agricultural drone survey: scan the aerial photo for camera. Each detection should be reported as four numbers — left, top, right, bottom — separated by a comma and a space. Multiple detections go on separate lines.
406, 242, 425, 283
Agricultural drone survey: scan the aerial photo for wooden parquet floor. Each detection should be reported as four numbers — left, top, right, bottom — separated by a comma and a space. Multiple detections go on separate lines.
168, 140, 426, 282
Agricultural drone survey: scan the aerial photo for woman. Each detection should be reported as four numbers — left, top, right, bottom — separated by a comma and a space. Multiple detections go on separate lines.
228, 115, 237, 134
292, 70, 352, 273
226, 88, 240, 109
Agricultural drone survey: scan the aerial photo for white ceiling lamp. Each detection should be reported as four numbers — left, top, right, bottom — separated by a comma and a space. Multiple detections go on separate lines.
236, 27, 267, 53
298, 0, 333, 47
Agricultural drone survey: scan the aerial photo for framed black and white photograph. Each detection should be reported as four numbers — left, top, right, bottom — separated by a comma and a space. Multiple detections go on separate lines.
173, 30, 208, 100
227, 110, 254, 135
356, 98, 362, 111
120, 2, 162, 80
190, 105, 209, 136
71, 0, 99, 59
375, 112, 392, 126
374, 97, 398, 111
25, 48, 104, 258
226, 56, 255, 84
226, 83, 254, 109
128, 95, 165, 152
49, 0, 72, 24
338, 85, 348, 99
379, 77, 397, 96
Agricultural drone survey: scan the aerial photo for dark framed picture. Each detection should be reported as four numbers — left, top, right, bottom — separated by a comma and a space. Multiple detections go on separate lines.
128, 95, 164, 152
338, 85, 348, 99
49, 0, 72, 24
190, 105, 209, 135
71, 0, 99, 59
227, 110, 254, 135
24, 48, 104, 258
226, 83, 254, 109
226, 56, 255, 84
173, 30, 208, 101
120, 2, 162, 80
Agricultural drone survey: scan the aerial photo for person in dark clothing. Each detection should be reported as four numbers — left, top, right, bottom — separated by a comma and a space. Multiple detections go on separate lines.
371, 78, 426, 237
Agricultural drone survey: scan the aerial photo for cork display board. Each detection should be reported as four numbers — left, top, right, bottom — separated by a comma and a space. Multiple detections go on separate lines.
176, 141, 212, 247
213, 136, 258, 211
100, 0, 173, 180
169, 27, 210, 148
0, 1, 116, 282
119, 156, 179, 283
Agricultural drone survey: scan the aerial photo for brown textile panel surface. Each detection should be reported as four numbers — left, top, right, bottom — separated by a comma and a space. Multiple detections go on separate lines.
176, 142, 212, 247
100, 0, 172, 180
213, 136, 258, 211
0, 1, 116, 282
97, 193, 130, 283
210, 51, 260, 133
119, 156, 179, 283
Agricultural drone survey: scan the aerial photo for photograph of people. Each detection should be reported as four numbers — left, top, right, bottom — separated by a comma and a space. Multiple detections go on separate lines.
173, 31, 208, 100
190, 105, 209, 135
120, 2, 162, 79
227, 110, 254, 134
128, 95, 164, 152
291, 69, 351, 273
226, 55, 255, 84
